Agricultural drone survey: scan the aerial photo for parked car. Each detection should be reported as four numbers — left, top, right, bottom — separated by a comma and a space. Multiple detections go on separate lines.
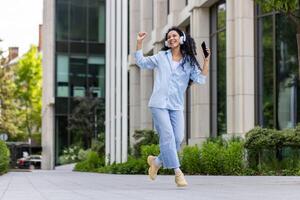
17, 155, 42, 169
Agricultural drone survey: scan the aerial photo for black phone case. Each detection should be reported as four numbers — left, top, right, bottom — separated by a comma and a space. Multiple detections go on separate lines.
201, 42, 209, 58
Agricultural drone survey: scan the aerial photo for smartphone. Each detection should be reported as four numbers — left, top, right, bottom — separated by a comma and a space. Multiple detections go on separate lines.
201, 42, 209, 58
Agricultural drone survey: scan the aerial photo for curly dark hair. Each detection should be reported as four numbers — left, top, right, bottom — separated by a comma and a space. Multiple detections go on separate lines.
162, 26, 201, 71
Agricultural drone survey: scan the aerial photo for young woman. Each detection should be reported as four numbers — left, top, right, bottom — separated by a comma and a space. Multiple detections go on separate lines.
134, 27, 210, 187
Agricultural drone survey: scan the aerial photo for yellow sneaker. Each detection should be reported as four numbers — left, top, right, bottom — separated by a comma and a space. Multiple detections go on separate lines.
175, 171, 188, 187
147, 155, 160, 180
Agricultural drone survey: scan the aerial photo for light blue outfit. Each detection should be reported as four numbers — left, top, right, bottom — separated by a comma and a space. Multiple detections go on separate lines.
134, 49, 206, 168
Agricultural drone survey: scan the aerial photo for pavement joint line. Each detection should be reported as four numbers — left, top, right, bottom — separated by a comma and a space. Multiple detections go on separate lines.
25, 172, 49, 200
37, 172, 100, 200
0, 173, 12, 200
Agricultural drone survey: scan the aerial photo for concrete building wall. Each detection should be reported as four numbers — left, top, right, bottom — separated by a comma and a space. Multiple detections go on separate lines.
189, 6, 211, 145
226, 0, 255, 137
105, 0, 128, 164
140, 0, 154, 130
42, 0, 55, 170
129, 0, 141, 148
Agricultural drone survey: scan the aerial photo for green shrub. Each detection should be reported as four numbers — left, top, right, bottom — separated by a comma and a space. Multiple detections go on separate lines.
245, 126, 273, 149
74, 161, 91, 172
257, 147, 300, 173
78, 149, 91, 161
86, 151, 104, 168
200, 140, 225, 175
97, 156, 146, 174
74, 151, 104, 172
181, 145, 201, 174
223, 141, 245, 175
59, 145, 82, 164
132, 129, 159, 157
96, 144, 174, 175
245, 126, 300, 150
96, 140, 245, 176
0, 141, 10, 175
200, 138, 245, 175
140, 144, 160, 161
91, 133, 105, 156
245, 126, 300, 173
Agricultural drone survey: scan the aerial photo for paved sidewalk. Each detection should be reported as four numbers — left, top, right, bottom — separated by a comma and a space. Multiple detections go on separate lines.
0, 170, 300, 200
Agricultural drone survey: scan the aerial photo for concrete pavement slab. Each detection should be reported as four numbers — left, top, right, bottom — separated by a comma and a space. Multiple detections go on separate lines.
0, 170, 300, 200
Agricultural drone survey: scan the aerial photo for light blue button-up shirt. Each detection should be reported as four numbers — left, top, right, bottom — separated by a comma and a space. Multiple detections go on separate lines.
134, 49, 206, 110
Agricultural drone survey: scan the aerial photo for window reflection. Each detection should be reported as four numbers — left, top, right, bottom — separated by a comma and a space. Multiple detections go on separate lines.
217, 3, 226, 30
88, 0, 105, 43
70, 0, 87, 41
88, 56, 105, 98
57, 55, 69, 97
56, 0, 69, 40
70, 57, 87, 97
55, 116, 68, 164
276, 15, 298, 129
257, 15, 274, 128
210, 1, 227, 136
256, 8, 300, 129
217, 30, 226, 135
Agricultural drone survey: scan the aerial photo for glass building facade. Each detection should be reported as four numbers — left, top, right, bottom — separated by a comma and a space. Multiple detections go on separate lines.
210, 1, 227, 136
54, 0, 105, 164
256, 7, 300, 129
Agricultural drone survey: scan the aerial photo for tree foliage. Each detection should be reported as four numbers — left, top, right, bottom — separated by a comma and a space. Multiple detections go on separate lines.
14, 46, 42, 139
256, 0, 300, 30
68, 90, 105, 149
0, 46, 20, 137
256, 0, 298, 13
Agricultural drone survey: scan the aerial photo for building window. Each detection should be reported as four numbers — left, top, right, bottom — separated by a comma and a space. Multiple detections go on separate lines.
56, 0, 69, 41
256, 7, 299, 129
88, 0, 106, 43
88, 56, 105, 98
184, 25, 191, 144
210, 1, 226, 136
55, 0, 106, 165
70, 0, 87, 41
56, 55, 69, 97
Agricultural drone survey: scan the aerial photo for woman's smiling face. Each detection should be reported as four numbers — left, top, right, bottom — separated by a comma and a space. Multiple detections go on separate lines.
167, 30, 181, 49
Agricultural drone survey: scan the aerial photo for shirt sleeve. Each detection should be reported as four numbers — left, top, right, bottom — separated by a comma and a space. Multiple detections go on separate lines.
134, 49, 159, 70
190, 65, 206, 85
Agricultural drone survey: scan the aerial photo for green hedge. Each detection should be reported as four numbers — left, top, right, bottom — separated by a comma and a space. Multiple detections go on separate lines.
200, 139, 245, 175
74, 151, 105, 172
245, 126, 300, 149
97, 156, 146, 174
74, 126, 300, 176
132, 129, 158, 157
0, 141, 10, 175
181, 146, 201, 174
245, 125, 300, 174
91, 138, 245, 175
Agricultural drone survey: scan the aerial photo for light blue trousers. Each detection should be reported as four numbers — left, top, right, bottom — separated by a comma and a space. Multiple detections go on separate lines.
150, 107, 184, 169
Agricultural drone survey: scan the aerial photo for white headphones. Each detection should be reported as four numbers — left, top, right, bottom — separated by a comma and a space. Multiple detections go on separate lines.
165, 31, 186, 47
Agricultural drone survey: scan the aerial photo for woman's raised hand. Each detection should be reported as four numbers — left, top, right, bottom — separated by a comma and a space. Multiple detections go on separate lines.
136, 32, 147, 50
137, 32, 147, 42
